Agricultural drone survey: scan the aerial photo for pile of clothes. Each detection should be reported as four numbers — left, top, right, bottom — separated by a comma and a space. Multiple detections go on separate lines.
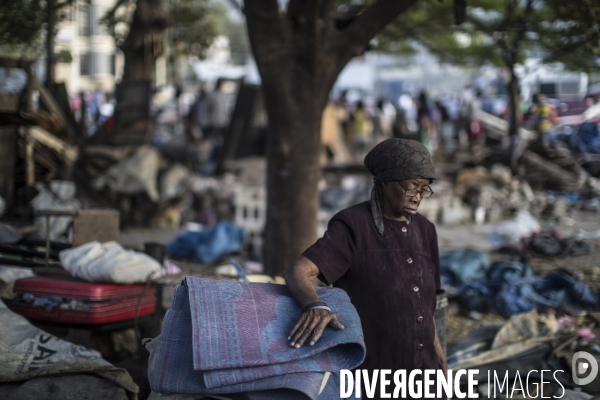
524, 230, 593, 257
440, 250, 600, 317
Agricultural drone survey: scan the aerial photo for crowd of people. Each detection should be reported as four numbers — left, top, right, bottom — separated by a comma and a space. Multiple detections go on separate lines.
70, 78, 600, 170
320, 88, 485, 164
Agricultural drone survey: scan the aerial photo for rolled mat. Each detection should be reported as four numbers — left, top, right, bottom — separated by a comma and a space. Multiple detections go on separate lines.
149, 276, 365, 399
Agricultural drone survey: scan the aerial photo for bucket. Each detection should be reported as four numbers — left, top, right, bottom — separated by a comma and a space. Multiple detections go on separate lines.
144, 242, 166, 264
435, 289, 448, 356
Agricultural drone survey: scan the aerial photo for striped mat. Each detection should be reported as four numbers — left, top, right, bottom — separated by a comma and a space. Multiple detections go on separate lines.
149, 276, 365, 399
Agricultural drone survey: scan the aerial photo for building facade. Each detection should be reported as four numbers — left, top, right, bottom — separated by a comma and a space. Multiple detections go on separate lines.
54, 0, 124, 95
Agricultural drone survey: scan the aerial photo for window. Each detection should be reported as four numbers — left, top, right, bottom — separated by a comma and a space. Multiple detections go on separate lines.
110, 53, 116, 76
90, 5, 107, 36
81, 52, 112, 77
79, 4, 90, 37
80, 53, 90, 76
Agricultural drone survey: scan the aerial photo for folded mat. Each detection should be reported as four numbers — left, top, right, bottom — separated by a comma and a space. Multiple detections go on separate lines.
149, 277, 365, 399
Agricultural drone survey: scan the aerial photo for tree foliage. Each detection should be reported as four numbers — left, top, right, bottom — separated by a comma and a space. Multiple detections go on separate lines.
168, 0, 226, 59
377, 0, 599, 137
378, 0, 600, 73
378, 0, 542, 69
0, 0, 73, 58
538, 0, 600, 73
102, 0, 226, 60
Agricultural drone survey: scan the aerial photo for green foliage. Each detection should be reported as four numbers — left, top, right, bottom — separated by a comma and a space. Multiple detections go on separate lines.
0, 0, 45, 48
102, 0, 227, 59
56, 48, 73, 63
377, 0, 599, 74
0, 0, 75, 59
538, 0, 600, 73
379, 0, 540, 70
376, 0, 462, 61
167, 0, 227, 59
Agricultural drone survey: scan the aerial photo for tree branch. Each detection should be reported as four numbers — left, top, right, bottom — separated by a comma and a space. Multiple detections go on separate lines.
338, 0, 420, 51
244, 0, 289, 80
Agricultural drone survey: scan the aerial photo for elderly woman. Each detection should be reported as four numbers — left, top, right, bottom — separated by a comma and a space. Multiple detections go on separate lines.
286, 138, 447, 399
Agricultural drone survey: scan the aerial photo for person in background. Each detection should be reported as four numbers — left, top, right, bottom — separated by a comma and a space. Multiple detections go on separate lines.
286, 138, 447, 400
417, 91, 438, 155
463, 89, 483, 147
435, 97, 455, 153
392, 106, 411, 139
371, 98, 395, 139
334, 90, 352, 150
351, 100, 373, 160
205, 78, 233, 139
531, 94, 556, 146
320, 101, 352, 164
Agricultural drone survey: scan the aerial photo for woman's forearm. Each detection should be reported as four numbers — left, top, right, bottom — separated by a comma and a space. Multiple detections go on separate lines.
285, 256, 322, 308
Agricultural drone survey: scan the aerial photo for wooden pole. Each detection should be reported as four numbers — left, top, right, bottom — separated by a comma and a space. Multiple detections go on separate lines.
25, 129, 35, 187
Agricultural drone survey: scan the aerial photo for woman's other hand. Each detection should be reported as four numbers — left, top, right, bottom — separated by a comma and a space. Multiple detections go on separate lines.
288, 308, 344, 348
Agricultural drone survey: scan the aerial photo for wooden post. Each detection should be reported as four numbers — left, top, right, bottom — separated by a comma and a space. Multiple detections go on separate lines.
0, 126, 17, 209
25, 129, 35, 187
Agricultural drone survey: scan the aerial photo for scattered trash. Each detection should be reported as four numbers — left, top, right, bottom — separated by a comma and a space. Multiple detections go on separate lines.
93, 146, 161, 201
577, 327, 596, 341
491, 309, 558, 349
524, 230, 594, 257
244, 260, 264, 274
0, 223, 21, 244
31, 180, 82, 241
478, 210, 541, 246
163, 260, 182, 275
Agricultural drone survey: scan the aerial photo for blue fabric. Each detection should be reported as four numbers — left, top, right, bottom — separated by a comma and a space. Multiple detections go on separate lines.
486, 261, 532, 283
440, 250, 489, 286
150, 277, 365, 399
167, 221, 244, 264
545, 191, 581, 205
442, 250, 600, 317
558, 122, 600, 154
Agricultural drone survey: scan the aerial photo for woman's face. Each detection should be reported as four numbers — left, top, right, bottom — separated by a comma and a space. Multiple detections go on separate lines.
382, 178, 431, 218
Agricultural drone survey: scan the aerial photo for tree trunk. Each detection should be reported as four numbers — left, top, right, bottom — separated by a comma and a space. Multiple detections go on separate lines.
244, 0, 420, 277
120, 0, 168, 81
262, 91, 328, 276
45, 0, 55, 88
507, 64, 521, 137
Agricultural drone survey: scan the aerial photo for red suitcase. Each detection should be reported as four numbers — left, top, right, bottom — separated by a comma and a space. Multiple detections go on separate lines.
9, 276, 156, 324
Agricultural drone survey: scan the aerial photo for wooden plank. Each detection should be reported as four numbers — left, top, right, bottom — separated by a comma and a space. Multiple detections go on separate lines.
0, 126, 17, 208
25, 135, 35, 186
26, 126, 79, 162
475, 110, 536, 141
30, 75, 68, 132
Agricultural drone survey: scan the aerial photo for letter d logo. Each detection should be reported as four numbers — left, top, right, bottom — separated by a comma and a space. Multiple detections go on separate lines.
572, 352, 598, 386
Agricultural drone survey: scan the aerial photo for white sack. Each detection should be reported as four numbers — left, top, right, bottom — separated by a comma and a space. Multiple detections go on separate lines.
60, 241, 164, 284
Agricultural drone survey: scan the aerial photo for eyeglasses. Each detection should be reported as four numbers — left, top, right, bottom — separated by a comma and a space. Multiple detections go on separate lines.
396, 182, 434, 198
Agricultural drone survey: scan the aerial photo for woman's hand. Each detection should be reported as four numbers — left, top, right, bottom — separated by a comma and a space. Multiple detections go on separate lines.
288, 308, 345, 348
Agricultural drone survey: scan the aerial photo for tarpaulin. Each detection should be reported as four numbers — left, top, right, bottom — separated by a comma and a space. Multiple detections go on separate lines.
167, 221, 244, 264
